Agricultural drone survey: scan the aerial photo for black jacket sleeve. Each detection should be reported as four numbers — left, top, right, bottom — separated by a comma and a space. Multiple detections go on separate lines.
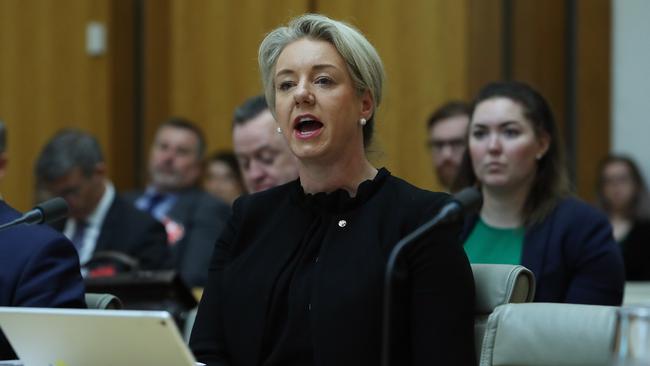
189, 197, 241, 365
403, 197, 476, 366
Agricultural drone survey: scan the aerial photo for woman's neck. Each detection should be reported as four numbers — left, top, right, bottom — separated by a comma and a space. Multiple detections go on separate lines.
609, 211, 631, 225
608, 205, 631, 221
480, 181, 531, 228
298, 156, 377, 197
609, 213, 632, 241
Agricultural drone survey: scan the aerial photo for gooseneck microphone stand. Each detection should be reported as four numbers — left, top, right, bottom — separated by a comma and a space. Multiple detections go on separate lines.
0, 197, 68, 232
381, 187, 481, 366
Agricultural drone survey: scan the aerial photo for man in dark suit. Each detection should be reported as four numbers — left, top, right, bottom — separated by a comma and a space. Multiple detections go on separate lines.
35, 129, 170, 275
0, 121, 86, 360
127, 118, 230, 287
232, 95, 299, 193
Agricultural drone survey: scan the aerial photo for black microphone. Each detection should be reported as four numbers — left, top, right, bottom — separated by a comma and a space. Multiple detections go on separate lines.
381, 187, 481, 366
0, 197, 69, 232
428, 186, 482, 225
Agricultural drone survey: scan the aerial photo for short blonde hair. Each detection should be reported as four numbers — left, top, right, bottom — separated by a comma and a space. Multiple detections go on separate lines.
258, 14, 384, 146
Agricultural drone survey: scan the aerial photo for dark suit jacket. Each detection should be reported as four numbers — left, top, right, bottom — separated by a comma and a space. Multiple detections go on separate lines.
52, 194, 171, 272
126, 188, 231, 287
461, 197, 625, 305
0, 200, 86, 360
190, 170, 476, 366
619, 219, 650, 281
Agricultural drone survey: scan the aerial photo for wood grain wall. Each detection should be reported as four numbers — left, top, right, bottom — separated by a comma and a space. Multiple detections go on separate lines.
0, 0, 611, 210
0, 0, 135, 210
314, 0, 472, 189
141, 0, 309, 183
142, 0, 478, 192
576, 0, 611, 202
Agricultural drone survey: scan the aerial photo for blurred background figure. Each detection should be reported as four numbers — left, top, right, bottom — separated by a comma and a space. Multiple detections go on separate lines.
203, 150, 245, 206
457, 81, 624, 305
426, 101, 471, 192
128, 118, 230, 287
232, 95, 299, 193
596, 154, 650, 280
0, 120, 6, 186
35, 129, 170, 275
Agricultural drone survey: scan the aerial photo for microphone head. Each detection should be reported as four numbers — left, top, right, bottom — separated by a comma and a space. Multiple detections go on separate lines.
452, 186, 482, 213
34, 197, 69, 224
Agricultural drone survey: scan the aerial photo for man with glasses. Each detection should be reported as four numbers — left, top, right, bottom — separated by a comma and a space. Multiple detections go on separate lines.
232, 95, 299, 193
426, 101, 471, 192
35, 129, 170, 275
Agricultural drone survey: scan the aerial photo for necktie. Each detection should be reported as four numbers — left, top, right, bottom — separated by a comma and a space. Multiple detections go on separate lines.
71, 220, 87, 252
147, 193, 166, 216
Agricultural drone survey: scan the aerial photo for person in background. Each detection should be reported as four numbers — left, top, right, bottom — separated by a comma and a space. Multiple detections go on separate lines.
35, 129, 170, 275
232, 95, 299, 193
203, 150, 245, 206
190, 14, 475, 366
426, 101, 471, 192
128, 118, 230, 287
456, 81, 625, 305
0, 121, 85, 360
0, 120, 6, 186
596, 154, 650, 280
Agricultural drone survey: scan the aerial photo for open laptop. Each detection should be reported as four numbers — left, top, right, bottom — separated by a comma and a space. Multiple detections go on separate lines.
0, 307, 203, 366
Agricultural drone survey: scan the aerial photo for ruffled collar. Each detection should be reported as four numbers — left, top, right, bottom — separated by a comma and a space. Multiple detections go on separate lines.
291, 168, 390, 214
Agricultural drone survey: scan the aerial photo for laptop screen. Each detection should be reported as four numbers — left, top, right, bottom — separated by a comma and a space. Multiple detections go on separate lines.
0, 307, 198, 366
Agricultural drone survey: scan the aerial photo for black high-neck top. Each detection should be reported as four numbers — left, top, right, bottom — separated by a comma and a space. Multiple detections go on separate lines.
261, 169, 389, 365
190, 168, 476, 366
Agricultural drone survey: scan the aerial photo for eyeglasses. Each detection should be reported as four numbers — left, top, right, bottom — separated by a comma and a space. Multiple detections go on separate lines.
426, 138, 466, 153
602, 175, 634, 186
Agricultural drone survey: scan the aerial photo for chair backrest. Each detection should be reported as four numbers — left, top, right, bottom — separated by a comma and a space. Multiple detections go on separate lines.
624, 281, 650, 305
479, 303, 617, 366
85, 292, 123, 310
472, 264, 535, 357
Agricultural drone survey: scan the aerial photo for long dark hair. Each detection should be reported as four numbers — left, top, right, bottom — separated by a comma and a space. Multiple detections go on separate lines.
596, 154, 650, 220
454, 81, 570, 226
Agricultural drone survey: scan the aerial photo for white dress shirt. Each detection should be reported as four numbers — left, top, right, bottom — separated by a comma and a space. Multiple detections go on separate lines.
63, 181, 115, 266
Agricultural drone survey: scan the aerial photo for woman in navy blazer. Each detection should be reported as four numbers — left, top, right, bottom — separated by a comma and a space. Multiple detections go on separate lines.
455, 81, 624, 305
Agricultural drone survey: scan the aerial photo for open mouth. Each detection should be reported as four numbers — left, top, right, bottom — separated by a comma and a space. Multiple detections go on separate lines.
293, 115, 324, 139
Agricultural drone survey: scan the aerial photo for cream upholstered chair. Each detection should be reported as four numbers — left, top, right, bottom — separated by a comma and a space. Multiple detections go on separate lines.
624, 282, 650, 305
479, 303, 617, 366
471, 264, 536, 358
85, 292, 123, 310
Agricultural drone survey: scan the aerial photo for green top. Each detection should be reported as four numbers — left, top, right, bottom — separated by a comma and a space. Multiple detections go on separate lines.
463, 217, 525, 265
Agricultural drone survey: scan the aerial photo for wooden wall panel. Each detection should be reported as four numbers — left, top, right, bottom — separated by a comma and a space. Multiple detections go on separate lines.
1, 1, 96, 209
0, 0, 135, 210
467, 0, 504, 97
508, 0, 611, 200
316, 0, 471, 191
141, 0, 171, 185
106, 1, 137, 192
576, 0, 610, 201
141, 0, 309, 180
0, 1, 609, 208
511, 0, 567, 137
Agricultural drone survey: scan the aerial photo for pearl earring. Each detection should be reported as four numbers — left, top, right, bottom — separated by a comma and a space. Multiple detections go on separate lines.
359, 118, 367, 126
536, 153, 543, 160
277, 127, 282, 134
